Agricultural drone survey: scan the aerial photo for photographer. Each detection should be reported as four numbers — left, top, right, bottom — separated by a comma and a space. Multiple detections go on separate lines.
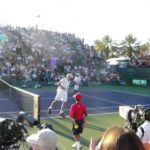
26, 128, 59, 150
136, 109, 150, 149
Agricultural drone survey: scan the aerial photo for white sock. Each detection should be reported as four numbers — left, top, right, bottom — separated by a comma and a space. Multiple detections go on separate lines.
60, 110, 64, 113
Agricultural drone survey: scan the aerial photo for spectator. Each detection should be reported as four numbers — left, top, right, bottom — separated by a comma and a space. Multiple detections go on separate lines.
26, 128, 59, 150
136, 109, 150, 149
90, 126, 145, 150
70, 92, 88, 149
0, 25, 107, 84
48, 73, 73, 117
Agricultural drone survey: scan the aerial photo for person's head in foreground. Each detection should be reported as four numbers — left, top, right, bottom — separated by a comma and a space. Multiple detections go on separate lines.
26, 128, 59, 150
90, 126, 145, 150
73, 92, 83, 102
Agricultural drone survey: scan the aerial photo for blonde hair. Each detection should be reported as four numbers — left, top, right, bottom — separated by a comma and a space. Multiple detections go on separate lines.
66, 73, 73, 79
98, 126, 145, 150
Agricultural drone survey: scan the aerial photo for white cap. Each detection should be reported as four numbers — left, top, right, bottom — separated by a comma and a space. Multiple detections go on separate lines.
26, 128, 58, 150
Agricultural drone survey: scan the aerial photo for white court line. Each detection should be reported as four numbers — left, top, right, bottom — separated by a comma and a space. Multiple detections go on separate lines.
0, 110, 33, 114
105, 89, 150, 98
41, 97, 73, 100
0, 111, 18, 114
83, 93, 127, 106
0, 98, 10, 101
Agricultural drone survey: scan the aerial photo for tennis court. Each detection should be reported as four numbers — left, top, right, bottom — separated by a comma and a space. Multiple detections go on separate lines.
0, 82, 150, 119
38, 85, 150, 118
36, 85, 150, 150
0, 81, 150, 150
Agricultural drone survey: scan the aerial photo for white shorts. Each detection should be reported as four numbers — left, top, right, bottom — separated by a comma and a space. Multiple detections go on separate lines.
74, 84, 79, 91
55, 89, 68, 102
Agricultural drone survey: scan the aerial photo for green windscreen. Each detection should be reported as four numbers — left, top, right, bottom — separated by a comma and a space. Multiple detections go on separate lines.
132, 79, 148, 87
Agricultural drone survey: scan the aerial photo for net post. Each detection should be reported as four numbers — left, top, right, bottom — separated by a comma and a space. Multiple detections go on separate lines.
33, 95, 40, 123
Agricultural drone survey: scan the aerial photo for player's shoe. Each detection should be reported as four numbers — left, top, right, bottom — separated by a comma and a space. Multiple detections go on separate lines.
72, 142, 78, 148
59, 112, 66, 118
77, 143, 83, 150
48, 108, 52, 115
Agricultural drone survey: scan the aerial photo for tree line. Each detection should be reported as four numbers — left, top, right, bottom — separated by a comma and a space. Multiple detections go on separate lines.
94, 34, 150, 59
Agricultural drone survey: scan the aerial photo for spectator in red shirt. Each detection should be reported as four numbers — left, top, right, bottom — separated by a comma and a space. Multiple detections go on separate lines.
69, 92, 88, 149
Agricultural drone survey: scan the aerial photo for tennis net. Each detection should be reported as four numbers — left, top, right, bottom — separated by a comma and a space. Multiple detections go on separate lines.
0, 79, 40, 122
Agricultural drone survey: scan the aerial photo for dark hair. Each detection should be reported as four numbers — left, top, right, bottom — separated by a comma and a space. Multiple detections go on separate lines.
98, 126, 145, 150
143, 109, 150, 121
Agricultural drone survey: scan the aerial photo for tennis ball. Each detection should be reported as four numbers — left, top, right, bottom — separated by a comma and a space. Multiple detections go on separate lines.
74, 124, 79, 129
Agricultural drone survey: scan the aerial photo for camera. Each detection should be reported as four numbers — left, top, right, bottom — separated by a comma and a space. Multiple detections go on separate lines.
119, 105, 145, 132
16, 111, 54, 130
16, 111, 39, 127
0, 111, 53, 149
0, 118, 28, 149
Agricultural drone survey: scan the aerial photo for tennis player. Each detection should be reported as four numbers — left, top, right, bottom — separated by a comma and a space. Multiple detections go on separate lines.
69, 92, 88, 149
73, 73, 82, 94
48, 73, 73, 117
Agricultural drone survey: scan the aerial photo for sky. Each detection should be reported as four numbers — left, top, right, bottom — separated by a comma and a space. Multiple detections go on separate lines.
0, 0, 150, 45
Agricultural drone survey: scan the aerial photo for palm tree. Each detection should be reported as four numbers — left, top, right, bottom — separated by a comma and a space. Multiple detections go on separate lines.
94, 35, 114, 59
121, 34, 140, 58
140, 41, 150, 55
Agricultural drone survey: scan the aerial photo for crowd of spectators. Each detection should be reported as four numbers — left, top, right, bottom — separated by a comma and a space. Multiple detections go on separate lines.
0, 25, 106, 87
127, 56, 150, 68
1, 25, 149, 87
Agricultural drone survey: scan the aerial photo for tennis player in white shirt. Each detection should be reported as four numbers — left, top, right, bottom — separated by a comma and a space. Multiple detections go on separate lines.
48, 73, 73, 117
73, 73, 82, 94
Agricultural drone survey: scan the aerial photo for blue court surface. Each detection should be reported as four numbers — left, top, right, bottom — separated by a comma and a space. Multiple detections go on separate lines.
0, 86, 150, 119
